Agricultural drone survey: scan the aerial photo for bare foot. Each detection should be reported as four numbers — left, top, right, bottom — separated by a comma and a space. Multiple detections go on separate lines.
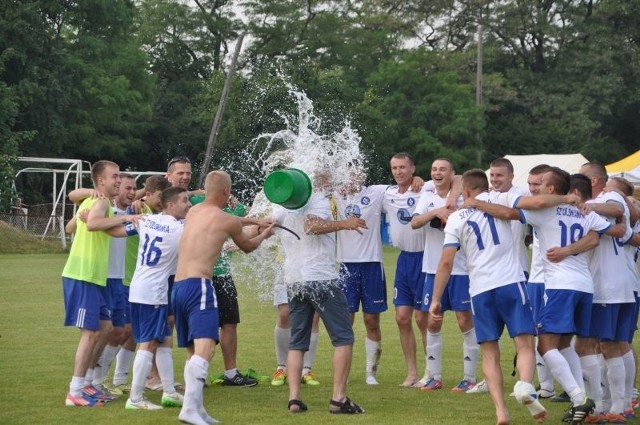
399, 377, 418, 387
496, 409, 510, 425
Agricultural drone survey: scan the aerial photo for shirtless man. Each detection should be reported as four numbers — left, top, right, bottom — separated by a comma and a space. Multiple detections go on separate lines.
172, 170, 274, 425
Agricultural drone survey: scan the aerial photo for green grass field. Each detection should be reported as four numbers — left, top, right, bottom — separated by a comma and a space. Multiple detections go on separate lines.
0, 249, 636, 424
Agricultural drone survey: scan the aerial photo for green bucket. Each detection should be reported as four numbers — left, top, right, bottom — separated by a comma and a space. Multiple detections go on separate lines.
263, 168, 312, 210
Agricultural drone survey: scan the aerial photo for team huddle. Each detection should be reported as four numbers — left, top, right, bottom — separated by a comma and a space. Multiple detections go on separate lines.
60, 153, 640, 425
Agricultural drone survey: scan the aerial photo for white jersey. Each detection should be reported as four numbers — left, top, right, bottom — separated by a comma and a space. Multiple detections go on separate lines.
335, 185, 387, 263
107, 205, 127, 279
443, 192, 525, 297
490, 186, 530, 274
626, 221, 640, 292
274, 193, 338, 283
528, 233, 545, 284
587, 191, 635, 303
383, 186, 425, 252
519, 202, 612, 293
129, 214, 184, 305
414, 188, 467, 275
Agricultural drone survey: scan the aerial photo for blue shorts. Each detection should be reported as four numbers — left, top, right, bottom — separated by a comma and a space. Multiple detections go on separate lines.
62, 277, 110, 331
288, 280, 354, 349
104, 278, 125, 327
393, 251, 425, 309
422, 273, 471, 312
538, 289, 592, 337
471, 282, 535, 343
589, 302, 635, 342
339, 262, 387, 314
526, 282, 545, 324
628, 292, 640, 343
167, 275, 175, 316
130, 303, 171, 343
172, 278, 219, 348
121, 285, 131, 325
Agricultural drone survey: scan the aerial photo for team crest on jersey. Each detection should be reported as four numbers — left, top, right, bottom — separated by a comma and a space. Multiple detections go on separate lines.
345, 204, 362, 218
407, 197, 415, 207
397, 209, 412, 224
361, 196, 370, 205
428, 202, 434, 208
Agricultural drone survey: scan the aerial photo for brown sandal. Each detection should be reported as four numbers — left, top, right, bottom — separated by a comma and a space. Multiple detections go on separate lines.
329, 397, 364, 414
288, 399, 308, 413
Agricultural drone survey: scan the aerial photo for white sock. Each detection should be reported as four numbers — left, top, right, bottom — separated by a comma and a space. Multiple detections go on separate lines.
113, 347, 135, 385
365, 338, 381, 376
224, 368, 238, 379
535, 349, 554, 391
606, 357, 625, 414
600, 355, 611, 412
622, 351, 635, 411
156, 346, 176, 394
426, 331, 442, 380
130, 350, 154, 402
274, 325, 290, 369
560, 346, 584, 391
543, 349, 583, 404
69, 376, 85, 397
303, 331, 319, 372
94, 344, 120, 387
84, 368, 94, 387
580, 354, 603, 412
180, 355, 209, 425
462, 328, 478, 382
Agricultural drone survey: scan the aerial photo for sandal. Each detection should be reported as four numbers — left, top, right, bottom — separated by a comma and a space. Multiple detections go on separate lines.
288, 399, 308, 413
329, 397, 365, 414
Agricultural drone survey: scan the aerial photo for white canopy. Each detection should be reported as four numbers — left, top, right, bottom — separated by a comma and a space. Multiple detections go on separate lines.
487, 154, 589, 188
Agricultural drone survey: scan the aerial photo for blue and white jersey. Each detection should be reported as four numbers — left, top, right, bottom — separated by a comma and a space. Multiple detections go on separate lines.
626, 221, 640, 292
518, 201, 612, 293
335, 185, 387, 263
107, 205, 127, 279
414, 189, 467, 275
587, 191, 635, 303
490, 186, 530, 274
443, 192, 524, 297
129, 213, 184, 305
528, 233, 545, 284
383, 186, 425, 252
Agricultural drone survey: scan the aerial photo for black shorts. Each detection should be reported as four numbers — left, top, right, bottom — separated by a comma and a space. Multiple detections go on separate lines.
212, 275, 239, 326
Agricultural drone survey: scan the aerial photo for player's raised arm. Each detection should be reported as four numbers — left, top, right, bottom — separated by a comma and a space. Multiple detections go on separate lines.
304, 214, 367, 235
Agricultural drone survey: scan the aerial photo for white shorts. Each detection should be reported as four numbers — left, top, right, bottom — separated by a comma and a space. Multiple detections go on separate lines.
273, 283, 288, 307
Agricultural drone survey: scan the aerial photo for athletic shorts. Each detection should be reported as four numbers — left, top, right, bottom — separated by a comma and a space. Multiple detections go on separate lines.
288, 280, 354, 350
172, 277, 219, 348
538, 289, 593, 337
526, 282, 545, 324
273, 282, 288, 307
62, 277, 110, 331
471, 282, 535, 343
121, 285, 131, 325
212, 275, 240, 326
393, 251, 425, 309
104, 278, 125, 327
130, 303, 171, 343
422, 273, 471, 312
589, 302, 635, 342
338, 262, 387, 314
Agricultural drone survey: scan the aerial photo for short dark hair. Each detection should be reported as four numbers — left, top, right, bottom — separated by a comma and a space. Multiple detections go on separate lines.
610, 177, 634, 196
167, 156, 191, 171
462, 169, 489, 192
432, 157, 455, 172
391, 152, 415, 166
120, 173, 135, 180
546, 167, 570, 195
581, 161, 608, 184
161, 186, 187, 209
490, 158, 514, 173
569, 174, 592, 200
529, 164, 552, 176
91, 160, 118, 186
144, 175, 171, 193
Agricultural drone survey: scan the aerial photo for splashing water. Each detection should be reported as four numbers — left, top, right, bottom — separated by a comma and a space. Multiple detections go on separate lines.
232, 85, 365, 301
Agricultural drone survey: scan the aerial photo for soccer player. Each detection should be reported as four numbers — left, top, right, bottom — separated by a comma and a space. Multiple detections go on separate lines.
172, 170, 274, 425
61, 160, 140, 407
429, 169, 546, 425
383, 152, 429, 387
574, 163, 636, 423
333, 164, 389, 385
125, 186, 191, 410
411, 158, 478, 392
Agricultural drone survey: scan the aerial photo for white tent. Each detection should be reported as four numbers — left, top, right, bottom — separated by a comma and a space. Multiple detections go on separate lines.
487, 154, 589, 188
606, 150, 640, 184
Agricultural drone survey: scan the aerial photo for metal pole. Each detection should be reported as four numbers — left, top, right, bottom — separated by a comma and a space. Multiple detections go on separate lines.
475, 22, 483, 166
198, 33, 246, 188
